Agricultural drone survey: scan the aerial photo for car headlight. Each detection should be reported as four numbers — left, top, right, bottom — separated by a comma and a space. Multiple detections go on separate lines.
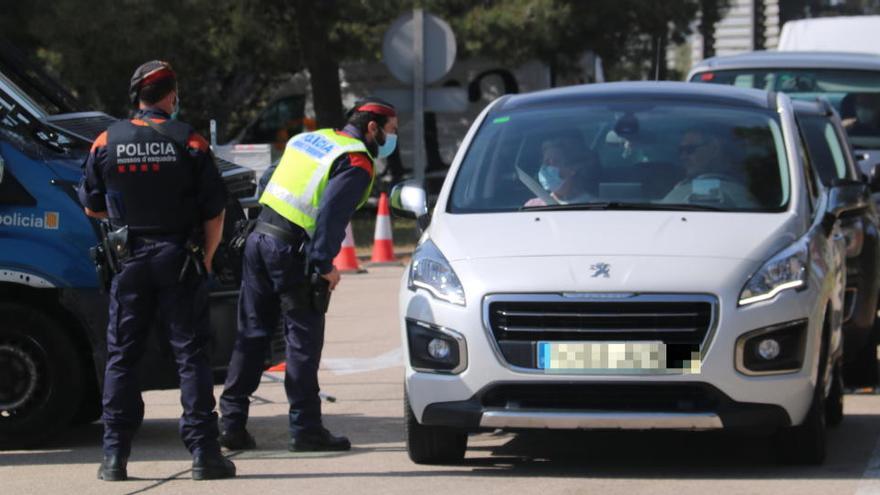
408, 239, 466, 306
739, 242, 808, 306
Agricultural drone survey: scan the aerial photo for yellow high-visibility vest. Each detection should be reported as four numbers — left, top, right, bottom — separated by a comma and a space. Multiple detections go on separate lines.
259, 129, 375, 236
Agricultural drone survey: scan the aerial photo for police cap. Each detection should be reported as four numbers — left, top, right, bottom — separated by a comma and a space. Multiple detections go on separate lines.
346, 97, 397, 119
129, 60, 176, 106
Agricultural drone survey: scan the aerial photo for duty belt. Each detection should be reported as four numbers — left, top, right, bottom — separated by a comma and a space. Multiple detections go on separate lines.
254, 221, 304, 248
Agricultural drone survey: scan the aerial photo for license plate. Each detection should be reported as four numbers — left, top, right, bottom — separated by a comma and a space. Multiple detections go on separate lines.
537, 341, 667, 371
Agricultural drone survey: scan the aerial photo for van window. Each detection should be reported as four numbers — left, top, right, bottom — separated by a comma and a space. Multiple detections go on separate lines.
449, 101, 790, 214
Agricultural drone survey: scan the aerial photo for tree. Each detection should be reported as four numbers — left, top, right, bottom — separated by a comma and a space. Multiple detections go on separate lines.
1, 0, 302, 135
430, 0, 725, 81
0, 0, 719, 135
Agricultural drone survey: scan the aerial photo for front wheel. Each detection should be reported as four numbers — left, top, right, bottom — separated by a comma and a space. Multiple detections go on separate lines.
826, 363, 844, 427
0, 303, 84, 449
404, 391, 467, 464
773, 325, 830, 465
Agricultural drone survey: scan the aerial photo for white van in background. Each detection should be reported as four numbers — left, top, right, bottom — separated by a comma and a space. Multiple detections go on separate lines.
779, 16, 880, 56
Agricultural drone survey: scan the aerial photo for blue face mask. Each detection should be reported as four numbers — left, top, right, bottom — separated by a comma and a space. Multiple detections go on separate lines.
538, 164, 564, 192
171, 94, 180, 120
378, 132, 397, 158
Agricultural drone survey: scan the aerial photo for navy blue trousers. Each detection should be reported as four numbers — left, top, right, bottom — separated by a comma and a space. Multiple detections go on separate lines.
102, 238, 219, 457
219, 232, 326, 438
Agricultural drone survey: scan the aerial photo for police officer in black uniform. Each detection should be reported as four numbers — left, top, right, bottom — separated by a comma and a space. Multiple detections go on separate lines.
78, 60, 235, 481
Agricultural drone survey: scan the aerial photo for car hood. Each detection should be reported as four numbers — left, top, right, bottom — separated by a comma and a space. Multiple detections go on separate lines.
429, 210, 802, 263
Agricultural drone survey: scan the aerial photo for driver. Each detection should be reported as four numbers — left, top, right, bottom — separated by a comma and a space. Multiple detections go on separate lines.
524, 136, 598, 206
662, 127, 759, 207
842, 93, 880, 136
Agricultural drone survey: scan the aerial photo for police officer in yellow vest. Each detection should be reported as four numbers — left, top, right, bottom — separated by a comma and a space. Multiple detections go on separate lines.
219, 98, 398, 451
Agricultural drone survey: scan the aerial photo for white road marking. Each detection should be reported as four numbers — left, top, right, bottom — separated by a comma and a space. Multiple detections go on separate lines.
857, 435, 880, 494
320, 347, 403, 375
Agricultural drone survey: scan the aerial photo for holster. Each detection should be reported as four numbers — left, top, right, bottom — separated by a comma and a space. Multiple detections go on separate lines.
278, 271, 332, 315
89, 221, 129, 292
310, 271, 332, 314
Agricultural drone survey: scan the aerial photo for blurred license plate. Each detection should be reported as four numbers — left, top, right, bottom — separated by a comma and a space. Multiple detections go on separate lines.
537, 341, 666, 370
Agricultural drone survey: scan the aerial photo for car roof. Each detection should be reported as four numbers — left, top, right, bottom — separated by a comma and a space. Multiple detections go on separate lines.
495, 81, 776, 112
791, 98, 830, 116
690, 51, 880, 73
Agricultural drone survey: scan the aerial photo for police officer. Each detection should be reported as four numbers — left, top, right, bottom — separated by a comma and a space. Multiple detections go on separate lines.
218, 98, 398, 451
78, 60, 235, 481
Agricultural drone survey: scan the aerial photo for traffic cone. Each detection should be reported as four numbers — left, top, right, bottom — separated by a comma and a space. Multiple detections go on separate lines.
267, 362, 285, 372
370, 192, 401, 265
333, 222, 367, 273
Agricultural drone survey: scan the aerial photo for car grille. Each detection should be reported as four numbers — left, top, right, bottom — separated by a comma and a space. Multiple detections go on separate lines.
480, 383, 720, 412
484, 294, 716, 370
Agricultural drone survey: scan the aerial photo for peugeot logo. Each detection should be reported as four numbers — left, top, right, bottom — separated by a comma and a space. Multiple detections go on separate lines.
590, 262, 611, 278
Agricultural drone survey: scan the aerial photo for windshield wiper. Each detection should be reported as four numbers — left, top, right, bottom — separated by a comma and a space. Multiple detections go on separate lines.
520, 202, 612, 211
607, 202, 726, 212
521, 202, 725, 212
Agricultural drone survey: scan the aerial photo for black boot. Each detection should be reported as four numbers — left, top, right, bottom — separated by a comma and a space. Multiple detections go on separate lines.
219, 429, 257, 450
192, 451, 236, 480
289, 427, 351, 452
97, 454, 128, 481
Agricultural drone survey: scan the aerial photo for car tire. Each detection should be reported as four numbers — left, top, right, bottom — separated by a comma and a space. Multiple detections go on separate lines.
826, 363, 844, 427
0, 303, 84, 449
773, 326, 829, 465
404, 390, 467, 464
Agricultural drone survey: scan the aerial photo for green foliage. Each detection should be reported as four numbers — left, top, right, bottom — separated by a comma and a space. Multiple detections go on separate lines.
0, 0, 717, 134
1, 0, 300, 134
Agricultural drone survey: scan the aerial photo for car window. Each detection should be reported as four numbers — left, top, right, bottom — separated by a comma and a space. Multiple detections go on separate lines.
796, 114, 852, 185
449, 101, 790, 213
693, 69, 880, 150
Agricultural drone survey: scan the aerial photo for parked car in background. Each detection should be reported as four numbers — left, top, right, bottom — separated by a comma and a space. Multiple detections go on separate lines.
393, 82, 861, 465
791, 99, 880, 387
688, 51, 880, 178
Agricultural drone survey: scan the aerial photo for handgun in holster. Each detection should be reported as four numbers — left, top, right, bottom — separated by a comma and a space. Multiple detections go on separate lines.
309, 269, 332, 314
90, 221, 130, 292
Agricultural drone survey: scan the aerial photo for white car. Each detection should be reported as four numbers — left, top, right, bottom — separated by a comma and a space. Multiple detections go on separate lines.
392, 82, 866, 465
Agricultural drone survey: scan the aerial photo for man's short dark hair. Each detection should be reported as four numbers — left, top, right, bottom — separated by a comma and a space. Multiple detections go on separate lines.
139, 77, 176, 106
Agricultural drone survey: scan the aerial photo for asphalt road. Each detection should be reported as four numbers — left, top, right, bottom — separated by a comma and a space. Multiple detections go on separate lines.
4, 266, 880, 495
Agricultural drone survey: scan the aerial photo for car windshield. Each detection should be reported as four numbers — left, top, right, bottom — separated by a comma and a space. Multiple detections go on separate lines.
693, 69, 880, 150
448, 100, 790, 214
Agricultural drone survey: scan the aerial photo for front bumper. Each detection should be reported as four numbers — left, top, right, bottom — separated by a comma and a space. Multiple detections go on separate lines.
419, 382, 790, 431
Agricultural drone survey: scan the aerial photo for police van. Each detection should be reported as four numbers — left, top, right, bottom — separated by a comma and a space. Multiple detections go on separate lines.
393, 82, 858, 465
0, 45, 277, 448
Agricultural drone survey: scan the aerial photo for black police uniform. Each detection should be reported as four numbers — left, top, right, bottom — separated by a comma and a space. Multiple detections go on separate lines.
78, 108, 227, 460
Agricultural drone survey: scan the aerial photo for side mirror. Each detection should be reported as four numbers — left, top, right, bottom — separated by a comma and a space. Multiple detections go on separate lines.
390, 180, 430, 232
825, 180, 869, 228
870, 163, 880, 193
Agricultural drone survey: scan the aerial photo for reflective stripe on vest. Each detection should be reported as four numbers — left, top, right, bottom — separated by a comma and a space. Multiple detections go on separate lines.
259, 129, 374, 236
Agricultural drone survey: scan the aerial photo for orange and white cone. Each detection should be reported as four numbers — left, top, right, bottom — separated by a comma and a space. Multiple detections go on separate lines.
370, 192, 401, 265
333, 222, 367, 273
